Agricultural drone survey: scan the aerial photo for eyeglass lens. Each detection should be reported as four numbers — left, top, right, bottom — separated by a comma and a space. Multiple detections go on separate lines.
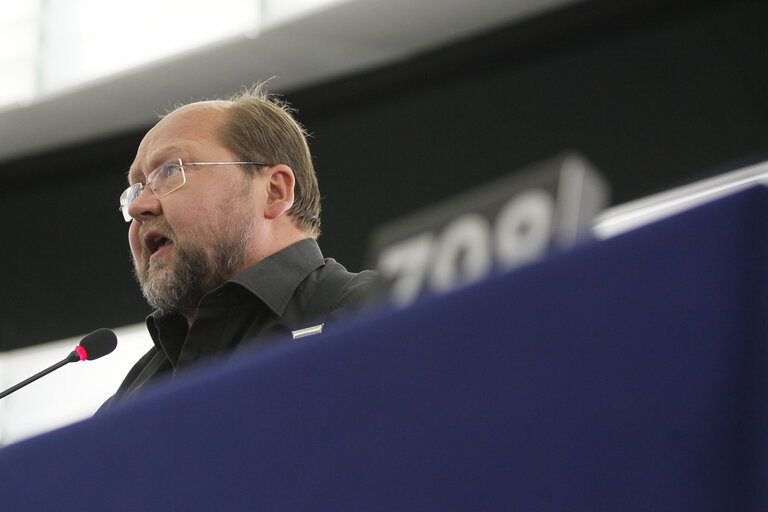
120, 160, 185, 221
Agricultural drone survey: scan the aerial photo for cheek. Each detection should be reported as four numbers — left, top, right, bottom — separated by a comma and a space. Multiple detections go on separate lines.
128, 222, 142, 259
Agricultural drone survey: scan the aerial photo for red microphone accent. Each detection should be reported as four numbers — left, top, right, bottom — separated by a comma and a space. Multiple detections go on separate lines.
75, 346, 88, 361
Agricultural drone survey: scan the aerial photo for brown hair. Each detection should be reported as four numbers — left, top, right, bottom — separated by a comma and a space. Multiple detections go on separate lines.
215, 84, 321, 237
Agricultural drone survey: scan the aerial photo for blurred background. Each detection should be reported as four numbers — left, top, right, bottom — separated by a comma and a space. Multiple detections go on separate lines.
0, 0, 766, 444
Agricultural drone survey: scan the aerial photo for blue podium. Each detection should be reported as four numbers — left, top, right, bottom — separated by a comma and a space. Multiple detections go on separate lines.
1, 186, 767, 511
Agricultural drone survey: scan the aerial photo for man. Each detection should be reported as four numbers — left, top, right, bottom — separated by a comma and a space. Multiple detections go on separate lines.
102, 85, 378, 407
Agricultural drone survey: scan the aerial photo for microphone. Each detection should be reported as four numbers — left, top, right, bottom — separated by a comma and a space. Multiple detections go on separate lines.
0, 328, 117, 400
74, 328, 118, 361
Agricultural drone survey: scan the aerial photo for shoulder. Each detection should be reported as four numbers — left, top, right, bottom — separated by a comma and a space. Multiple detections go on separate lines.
300, 259, 380, 323
329, 268, 380, 310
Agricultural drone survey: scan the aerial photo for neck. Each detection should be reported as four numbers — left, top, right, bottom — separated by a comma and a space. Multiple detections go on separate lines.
241, 225, 312, 270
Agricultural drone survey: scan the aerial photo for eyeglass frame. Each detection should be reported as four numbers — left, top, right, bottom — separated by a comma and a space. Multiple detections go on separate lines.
119, 158, 274, 222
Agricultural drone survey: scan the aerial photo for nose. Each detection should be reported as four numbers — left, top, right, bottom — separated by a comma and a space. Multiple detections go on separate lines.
127, 185, 162, 221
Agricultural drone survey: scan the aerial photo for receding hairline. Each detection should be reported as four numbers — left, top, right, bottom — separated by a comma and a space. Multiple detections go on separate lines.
160, 100, 235, 120
128, 102, 237, 182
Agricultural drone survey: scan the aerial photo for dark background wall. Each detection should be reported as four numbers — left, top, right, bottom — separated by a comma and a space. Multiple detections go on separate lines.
1, 0, 766, 350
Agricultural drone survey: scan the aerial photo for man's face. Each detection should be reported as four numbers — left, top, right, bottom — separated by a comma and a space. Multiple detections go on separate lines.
126, 103, 269, 316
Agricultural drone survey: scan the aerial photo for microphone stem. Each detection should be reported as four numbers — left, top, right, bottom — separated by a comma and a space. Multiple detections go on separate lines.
0, 358, 71, 400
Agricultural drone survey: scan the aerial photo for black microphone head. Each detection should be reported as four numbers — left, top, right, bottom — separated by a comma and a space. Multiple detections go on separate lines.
78, 328, 118, 360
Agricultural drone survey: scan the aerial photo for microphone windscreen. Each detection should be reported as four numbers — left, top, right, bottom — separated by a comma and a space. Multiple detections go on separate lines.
79, 328, 118, 360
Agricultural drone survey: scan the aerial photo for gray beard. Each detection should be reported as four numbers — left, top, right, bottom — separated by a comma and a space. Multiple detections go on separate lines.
134, 222, 253, 318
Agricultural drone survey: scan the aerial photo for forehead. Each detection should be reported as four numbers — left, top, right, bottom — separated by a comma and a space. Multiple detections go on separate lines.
129, 102, 232, 182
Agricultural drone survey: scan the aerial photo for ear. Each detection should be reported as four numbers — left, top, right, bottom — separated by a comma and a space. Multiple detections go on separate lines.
263, 164, 295, 220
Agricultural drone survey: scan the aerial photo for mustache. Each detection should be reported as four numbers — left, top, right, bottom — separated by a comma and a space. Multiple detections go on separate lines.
133, 220, 179, 273
138, 220, 176, 241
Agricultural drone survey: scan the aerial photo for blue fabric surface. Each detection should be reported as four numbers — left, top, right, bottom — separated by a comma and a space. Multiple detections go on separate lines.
1, 187, 767, 511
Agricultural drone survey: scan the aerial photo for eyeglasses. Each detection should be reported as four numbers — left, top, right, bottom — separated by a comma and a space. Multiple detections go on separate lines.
119, 158, 273, 222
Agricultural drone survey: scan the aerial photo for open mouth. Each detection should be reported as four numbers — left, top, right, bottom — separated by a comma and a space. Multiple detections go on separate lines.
144, 232, 174, 262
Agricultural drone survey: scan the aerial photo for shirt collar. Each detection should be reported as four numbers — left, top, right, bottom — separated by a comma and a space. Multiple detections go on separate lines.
228, 238, 325, 316
146, 238, 324, 359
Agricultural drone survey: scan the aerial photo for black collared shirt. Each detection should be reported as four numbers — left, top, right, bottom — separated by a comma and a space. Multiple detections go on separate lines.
101, 239, 378, 408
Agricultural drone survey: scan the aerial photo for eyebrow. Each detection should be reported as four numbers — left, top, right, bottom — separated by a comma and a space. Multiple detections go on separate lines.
127, 167, 141, 185
127, 147, 186, 184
